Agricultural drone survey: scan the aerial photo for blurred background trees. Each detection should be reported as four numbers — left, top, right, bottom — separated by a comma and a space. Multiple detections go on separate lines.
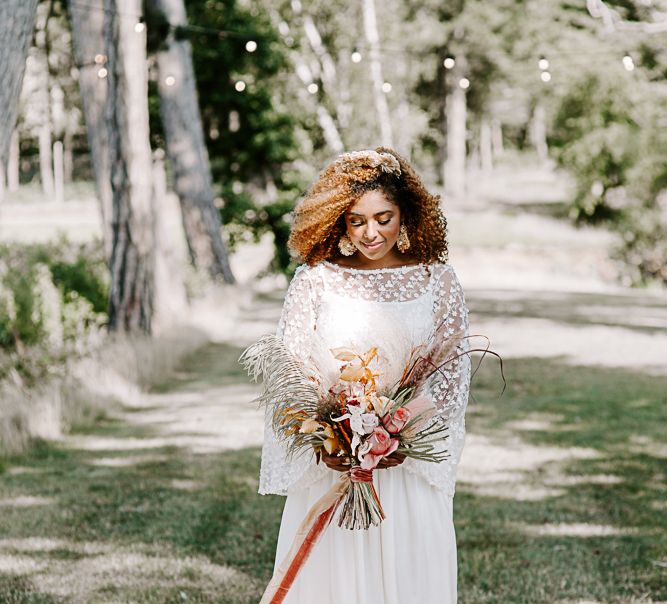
1, 0, 666, 343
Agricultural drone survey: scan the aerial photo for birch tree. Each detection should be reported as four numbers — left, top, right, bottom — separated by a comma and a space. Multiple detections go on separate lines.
105, 0, 157, 333
147, 0, 235, 283
0, 1, 39, 177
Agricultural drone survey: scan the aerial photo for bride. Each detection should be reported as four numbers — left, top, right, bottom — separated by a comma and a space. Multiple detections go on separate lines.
259, 147, 471, 603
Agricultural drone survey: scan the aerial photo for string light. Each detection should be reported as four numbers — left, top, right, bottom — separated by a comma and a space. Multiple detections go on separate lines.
538, 56, 549, 70
443, 56, 455, 69
97, 67, 108, 79
134, 19, 145, 33
307, 83, 318, 94
245, 40, 257, 52
381, 82, 392, 93
351, 51, 362, 63
459, 77, 470, 89
235, 80, 246, 92
540, 71, 552, 82
164, 75, 176, 86
622, 54, 635, 71
94, 54, 106, 65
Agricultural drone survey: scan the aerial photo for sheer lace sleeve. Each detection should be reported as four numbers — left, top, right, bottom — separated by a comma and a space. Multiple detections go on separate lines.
258, 265, 328, 495
403, 264, 471, 495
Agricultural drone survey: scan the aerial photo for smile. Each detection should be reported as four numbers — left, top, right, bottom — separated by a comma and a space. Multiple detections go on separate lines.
361, 241, 384, 251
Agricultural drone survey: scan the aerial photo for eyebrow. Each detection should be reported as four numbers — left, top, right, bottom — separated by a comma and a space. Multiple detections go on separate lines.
348, 210, 394, 217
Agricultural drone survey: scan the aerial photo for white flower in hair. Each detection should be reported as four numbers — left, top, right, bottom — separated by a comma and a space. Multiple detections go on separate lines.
335, 149, 401, 176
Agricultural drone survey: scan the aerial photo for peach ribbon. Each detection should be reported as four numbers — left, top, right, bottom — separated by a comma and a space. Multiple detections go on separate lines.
259, 470, 373, 604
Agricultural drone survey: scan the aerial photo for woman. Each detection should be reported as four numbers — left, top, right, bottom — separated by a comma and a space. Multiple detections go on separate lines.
259, 147, 470, 603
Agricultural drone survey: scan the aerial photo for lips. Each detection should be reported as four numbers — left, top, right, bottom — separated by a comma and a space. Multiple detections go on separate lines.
361, 241, 384, 251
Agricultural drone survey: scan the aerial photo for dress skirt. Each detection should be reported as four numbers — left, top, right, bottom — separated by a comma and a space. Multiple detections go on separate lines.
274, 467, 458, 604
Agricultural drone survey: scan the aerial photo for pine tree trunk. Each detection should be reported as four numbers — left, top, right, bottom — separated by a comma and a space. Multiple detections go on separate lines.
530, 101, 548, 162
362, 0, 393, 147
0, 0, 38, 169
105, 0, 156, 334
148, 0, 234, 283
480, 116, 493, 173
68, 0, 113, 261
8, 129, 20, 192
444, 57, 467, 201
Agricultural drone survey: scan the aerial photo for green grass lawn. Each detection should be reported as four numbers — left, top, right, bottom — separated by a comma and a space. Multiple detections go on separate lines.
0, 353, 665, 603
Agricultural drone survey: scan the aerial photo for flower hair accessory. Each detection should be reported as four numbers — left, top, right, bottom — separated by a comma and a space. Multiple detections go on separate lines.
334, 149, 401, 176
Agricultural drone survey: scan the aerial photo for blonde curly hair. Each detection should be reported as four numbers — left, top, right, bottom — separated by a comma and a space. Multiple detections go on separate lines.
288, 147, 448, 265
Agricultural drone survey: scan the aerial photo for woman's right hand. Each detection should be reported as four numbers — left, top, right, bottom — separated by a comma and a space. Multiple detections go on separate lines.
320, 451, 351, 472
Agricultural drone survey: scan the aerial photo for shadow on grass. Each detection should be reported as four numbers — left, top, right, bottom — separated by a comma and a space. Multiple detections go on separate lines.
0, 355, 664, 603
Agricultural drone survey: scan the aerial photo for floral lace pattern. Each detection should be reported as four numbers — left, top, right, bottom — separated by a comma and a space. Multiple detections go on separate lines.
258, 261, 471, 497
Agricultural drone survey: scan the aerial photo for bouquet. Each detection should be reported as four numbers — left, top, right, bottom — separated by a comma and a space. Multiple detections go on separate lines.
240, 323, 494, 604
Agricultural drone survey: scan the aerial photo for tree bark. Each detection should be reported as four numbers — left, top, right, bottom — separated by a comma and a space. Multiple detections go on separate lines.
105, 0, 157, 333
0, 0, 38, 169
362, 0, 393, 147
148, 0, 235, 283
36, 4, 55, 198
480, 116, 493, 173
68, 0, 113, 261
530, 101, 548, 162
8, 129, 20, 192
444, 55, 467, 201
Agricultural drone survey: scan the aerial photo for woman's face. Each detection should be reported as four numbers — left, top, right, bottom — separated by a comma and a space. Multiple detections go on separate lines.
344, 189, 402, 261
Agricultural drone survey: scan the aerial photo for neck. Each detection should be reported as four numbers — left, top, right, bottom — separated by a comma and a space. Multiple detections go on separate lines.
335, 250, 416, 270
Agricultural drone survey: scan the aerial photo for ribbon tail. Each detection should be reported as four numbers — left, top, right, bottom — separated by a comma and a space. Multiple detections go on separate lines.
260, 474, 350, 604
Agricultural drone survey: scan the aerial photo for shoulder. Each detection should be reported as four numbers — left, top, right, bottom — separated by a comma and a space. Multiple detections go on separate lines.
287, 263, 326, 292
428, 262, 465, 299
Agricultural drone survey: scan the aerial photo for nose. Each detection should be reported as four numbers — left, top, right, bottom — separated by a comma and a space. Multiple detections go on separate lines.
364, 222, 378, 240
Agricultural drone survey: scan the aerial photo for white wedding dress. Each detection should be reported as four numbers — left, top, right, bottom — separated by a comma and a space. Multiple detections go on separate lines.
259, 260, 471, 604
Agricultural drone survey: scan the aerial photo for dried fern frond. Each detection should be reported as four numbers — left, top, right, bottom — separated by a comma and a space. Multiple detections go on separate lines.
239, 335, 323, 458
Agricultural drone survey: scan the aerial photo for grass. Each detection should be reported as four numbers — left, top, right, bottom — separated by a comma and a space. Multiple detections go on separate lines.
0, 349, 665, 602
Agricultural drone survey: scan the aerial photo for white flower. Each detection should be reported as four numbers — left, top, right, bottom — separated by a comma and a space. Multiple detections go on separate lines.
360, 413, 379, 434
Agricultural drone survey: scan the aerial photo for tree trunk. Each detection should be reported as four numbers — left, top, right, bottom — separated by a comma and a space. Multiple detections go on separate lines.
8, 129, 20, 191
491, 118, 504, 160
530, 101, 548, 162
53, 140, 64, 203
0, 0, 38, 170
35, 5, 55, 198
68, 0, 113, 261
39, 122, 55, 197
444, 55, 467, 200
148, 0, 235, 283
480, 116, 493, 173
105, 0, 157, 334
362, 0, 393, 147
63, 126, 73, 182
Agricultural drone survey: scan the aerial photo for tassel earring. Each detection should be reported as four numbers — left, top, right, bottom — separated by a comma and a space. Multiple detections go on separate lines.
338, 234, 357, 256
397, 224, 410, 253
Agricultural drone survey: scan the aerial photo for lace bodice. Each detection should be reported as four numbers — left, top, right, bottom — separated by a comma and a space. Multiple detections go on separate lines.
259, 260, 471, 497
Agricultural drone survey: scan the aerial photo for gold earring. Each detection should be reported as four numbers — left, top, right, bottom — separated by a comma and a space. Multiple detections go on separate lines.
338, 234, 357, 256
397, 224, 410, 253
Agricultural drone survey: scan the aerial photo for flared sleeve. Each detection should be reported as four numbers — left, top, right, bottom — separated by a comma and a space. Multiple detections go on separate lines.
403, 264, 471, 496
258, 265, 328, 495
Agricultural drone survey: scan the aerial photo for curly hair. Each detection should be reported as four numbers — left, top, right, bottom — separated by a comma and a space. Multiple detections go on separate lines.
288, 147, 448, 265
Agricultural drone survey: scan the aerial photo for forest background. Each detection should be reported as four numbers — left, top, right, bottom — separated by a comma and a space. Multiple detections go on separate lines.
0, 1, 666, 602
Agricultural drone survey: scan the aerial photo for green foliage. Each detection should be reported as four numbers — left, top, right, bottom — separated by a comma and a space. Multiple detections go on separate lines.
145, 0, 304, 272
0, 240, 108, 355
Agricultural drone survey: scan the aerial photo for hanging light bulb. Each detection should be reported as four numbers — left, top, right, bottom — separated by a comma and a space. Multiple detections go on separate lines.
97, 67, 108, 79
351, 51, 362, 63
134, 19, 145, 33
540, 71, 552, 82
381, 81, 392, 93
307, 83, 319, 94
245, 40, 257, 52
538, 56, 549, 71
94, 54, 106, 65
459, 77, 470, 89
164, 75, 176, 86
235, 80, 246, 92
622, 54, 635, 71
443, 56, 455, 69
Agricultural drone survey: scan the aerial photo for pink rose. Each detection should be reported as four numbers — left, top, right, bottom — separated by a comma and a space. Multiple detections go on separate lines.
382, 407, 411, 434
360, 426, 400, 470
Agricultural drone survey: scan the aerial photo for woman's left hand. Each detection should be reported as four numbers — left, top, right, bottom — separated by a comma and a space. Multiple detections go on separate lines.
376, 451, 407, 469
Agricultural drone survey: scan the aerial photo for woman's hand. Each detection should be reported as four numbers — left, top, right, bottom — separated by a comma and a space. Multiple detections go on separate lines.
320, 451, 407, 472
320, 452, 351, 472
376, 451, 407, 469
